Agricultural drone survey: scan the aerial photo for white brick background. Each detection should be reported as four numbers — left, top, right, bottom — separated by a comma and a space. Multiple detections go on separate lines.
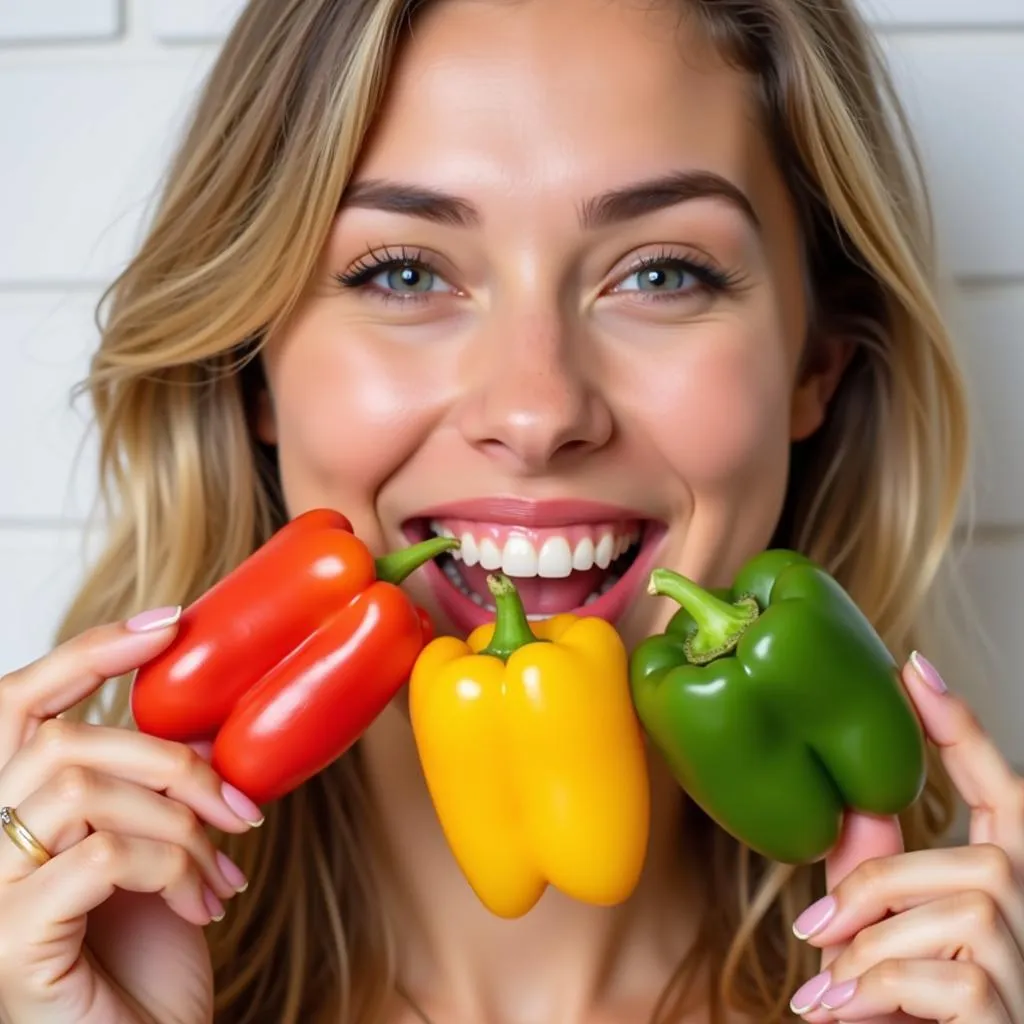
1, 2, 1022, 781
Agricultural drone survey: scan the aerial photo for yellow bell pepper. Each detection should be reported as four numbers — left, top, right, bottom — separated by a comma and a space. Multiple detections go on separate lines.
410, 573, 651, 918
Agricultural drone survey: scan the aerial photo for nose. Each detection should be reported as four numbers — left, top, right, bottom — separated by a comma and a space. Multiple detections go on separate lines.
454, 309, 613, 475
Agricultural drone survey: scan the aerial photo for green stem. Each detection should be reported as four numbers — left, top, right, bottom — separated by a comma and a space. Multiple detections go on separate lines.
647, 568, 759, 666
479, 573, 545, 661
374, 536, 461, 585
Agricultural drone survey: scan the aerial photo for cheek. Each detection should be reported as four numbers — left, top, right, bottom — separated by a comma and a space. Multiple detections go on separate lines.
638, 324, 793, 491
262, 307, 444, 518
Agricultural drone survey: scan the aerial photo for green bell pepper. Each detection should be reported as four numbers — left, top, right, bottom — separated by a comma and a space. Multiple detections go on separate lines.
629, 549, 926, 863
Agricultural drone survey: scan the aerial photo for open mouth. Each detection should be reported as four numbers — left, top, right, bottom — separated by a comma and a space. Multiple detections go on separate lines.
404, 510, 665, 633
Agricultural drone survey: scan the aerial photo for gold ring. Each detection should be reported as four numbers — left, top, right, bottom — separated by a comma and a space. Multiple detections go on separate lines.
0, 806, 51, 867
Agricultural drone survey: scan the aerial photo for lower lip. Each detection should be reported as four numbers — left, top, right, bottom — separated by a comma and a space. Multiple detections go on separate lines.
417, 525, 666, 636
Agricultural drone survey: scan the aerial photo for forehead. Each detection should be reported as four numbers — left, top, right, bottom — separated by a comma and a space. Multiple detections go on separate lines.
353, 0, 770, 204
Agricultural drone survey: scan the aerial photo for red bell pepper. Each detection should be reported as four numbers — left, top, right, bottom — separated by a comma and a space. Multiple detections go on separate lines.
130, 508, 457, 804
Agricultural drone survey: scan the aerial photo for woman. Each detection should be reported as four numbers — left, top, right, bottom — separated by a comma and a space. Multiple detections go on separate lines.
0, 0, 1021, 1021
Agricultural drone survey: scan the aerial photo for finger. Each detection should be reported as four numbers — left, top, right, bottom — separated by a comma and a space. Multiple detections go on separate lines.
0, 766, 248, 902
904, 653, 1024, 854
0, 719, 264, 833
15, 831, 222, 932
0, 609, 182, 761
819, 811, 905, 973
825, 810, 905, 890
794, 959, 1013, 1022
804, 890, 1024, 1017
794, 846, 1024, 956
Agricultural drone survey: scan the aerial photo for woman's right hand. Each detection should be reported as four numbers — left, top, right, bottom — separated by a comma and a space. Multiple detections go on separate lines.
0, 607, 264, 1024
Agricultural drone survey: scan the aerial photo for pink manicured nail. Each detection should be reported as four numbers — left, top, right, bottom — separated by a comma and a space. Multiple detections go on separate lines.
793, 894, 837, 939
790, 971, 832, 1014
822, 978, 858, 1009
221, 782, 264, 826
216, 850, 249, 892
187, 740, 215, 761
910, 650, 948, 694
203, 887, 226, 922
125, 605, 182, 633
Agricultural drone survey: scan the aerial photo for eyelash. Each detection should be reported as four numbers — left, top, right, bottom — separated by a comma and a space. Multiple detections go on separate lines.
336, 246, 426, 289
335, 246, 445, 307
334, 244, 743, 304
623, 249, 743, 299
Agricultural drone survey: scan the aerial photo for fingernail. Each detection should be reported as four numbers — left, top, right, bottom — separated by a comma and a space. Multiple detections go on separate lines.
221, 782, 264, 826
793, 894, 837, 939
822, 978, 858, 1009
910, 650, 948, 694
187, 740, 215, 761
125, 605, 182, 633
216, 850, 249, 893
790, 971, 832, 1015
203, 887, 226, 922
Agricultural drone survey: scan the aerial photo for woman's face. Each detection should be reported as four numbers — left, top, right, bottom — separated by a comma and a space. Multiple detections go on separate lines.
258, 0, 845, 648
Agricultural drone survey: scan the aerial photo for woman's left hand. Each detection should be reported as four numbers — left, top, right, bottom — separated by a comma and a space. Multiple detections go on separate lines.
790, 652, 1024, 1023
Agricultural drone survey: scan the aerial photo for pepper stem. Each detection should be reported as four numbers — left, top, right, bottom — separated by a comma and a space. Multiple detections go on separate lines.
647, 568, 760, 666
479, 573, 546, 661
374, 536, 461, 585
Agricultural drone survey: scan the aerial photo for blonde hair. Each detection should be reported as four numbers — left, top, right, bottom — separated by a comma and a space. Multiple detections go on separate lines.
60, 0, 968, 1020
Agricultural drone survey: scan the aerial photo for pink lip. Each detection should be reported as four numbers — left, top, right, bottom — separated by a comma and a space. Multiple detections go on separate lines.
405, 510, 667, 636
411, 496, 652, 528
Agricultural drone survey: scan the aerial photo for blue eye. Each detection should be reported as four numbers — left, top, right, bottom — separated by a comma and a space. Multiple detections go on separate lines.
617, 262, 700, 293
608, 254, 739, 301
375, 264, 441, 293
335, 248, 455, 299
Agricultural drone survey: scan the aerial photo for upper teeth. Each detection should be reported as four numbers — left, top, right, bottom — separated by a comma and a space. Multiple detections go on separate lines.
429, 522, 640, 578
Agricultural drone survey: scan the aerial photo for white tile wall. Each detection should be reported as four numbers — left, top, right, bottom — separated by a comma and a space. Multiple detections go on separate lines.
0, 292, 99, 520
1, 526, 100, 670
149, 0, 247, 42
0, 0, 122, 43
0, 56, 216, 284
878, 33, 1024, 279
1, 3, 1022, 784
949, 286, 1024, 526
861, 0, 1024, 26
950, 539, 1024, 762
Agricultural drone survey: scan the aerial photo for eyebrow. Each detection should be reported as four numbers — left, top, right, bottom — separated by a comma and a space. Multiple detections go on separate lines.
341, 179, 478, 226
580, 170, 760, 231
340, 169, 760, 232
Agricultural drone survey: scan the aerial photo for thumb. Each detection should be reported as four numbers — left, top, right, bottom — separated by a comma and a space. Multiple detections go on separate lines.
825, 810, 904, 890
817, 811, 904, 970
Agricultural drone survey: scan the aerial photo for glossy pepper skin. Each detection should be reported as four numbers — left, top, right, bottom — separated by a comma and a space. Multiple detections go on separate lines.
410, 574, 650, 919
131, 508, 457, 804
629, 549, 926, 864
